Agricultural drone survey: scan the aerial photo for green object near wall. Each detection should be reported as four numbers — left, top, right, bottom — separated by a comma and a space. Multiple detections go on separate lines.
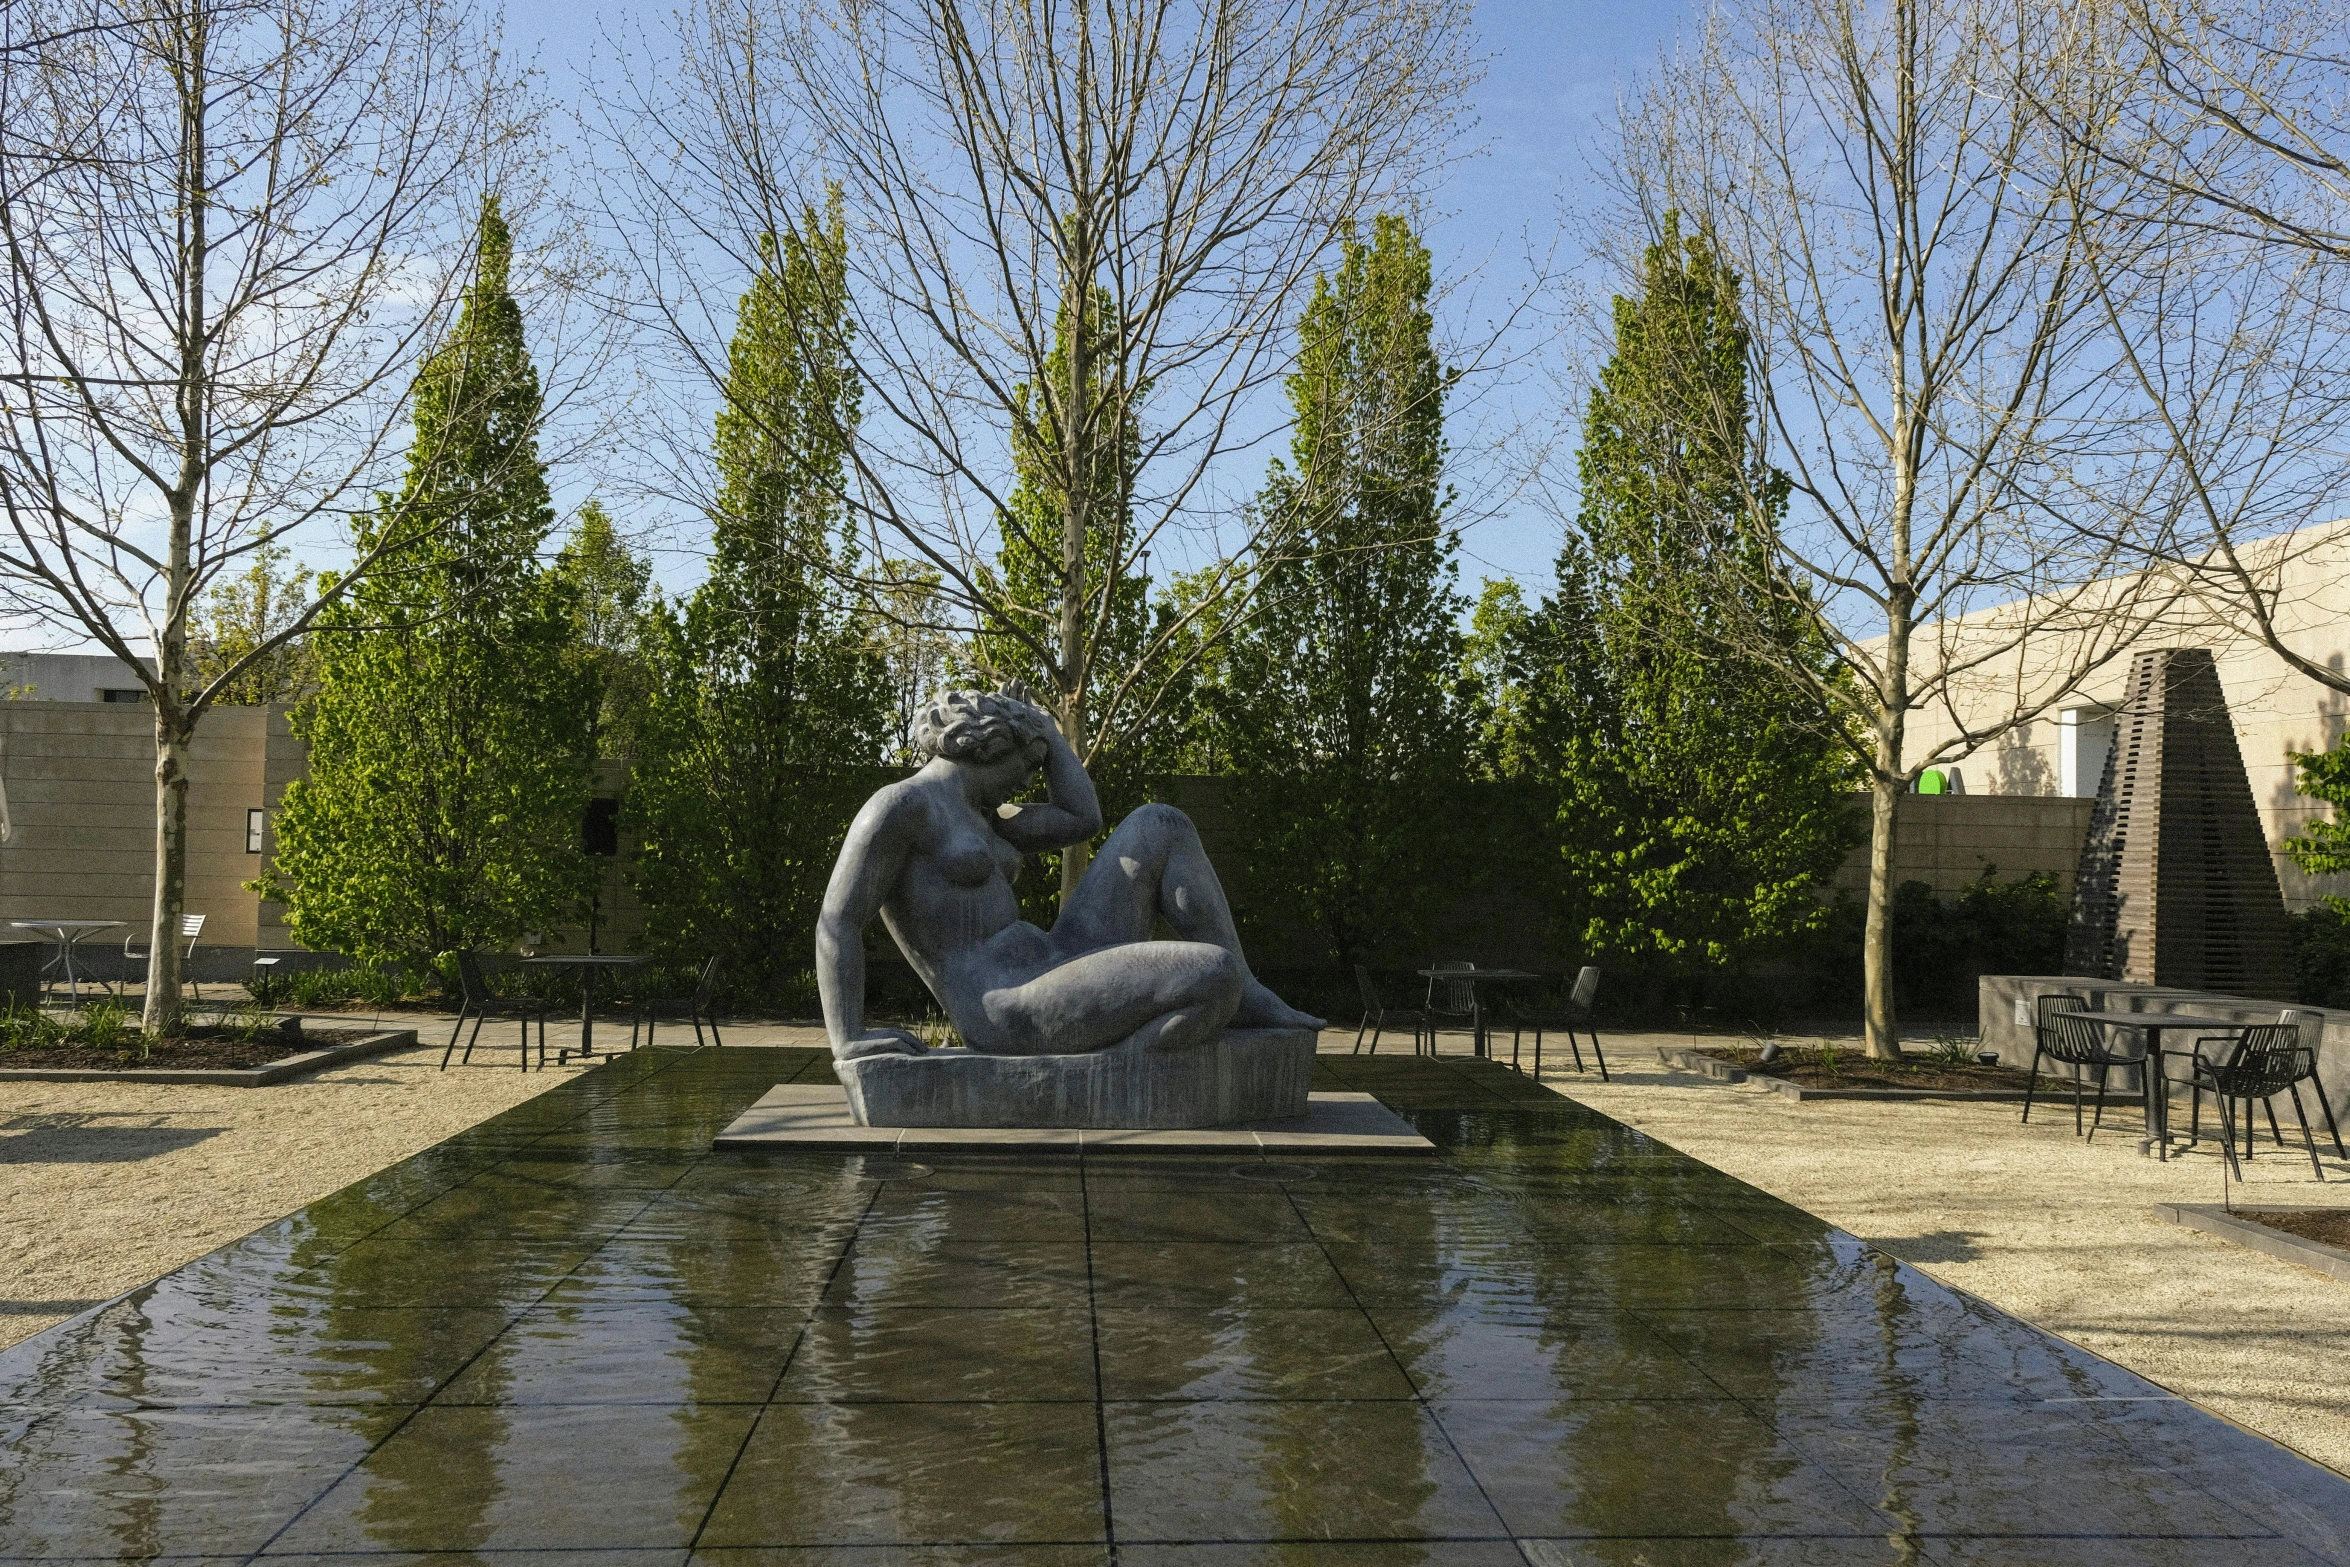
1917, 770, 1947, 795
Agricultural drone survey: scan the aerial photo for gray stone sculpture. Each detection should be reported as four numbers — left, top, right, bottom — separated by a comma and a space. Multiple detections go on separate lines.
815, 682, 1323, 1128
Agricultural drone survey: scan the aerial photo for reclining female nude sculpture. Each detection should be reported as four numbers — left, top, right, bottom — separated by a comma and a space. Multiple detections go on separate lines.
815, 682, 1323, 1128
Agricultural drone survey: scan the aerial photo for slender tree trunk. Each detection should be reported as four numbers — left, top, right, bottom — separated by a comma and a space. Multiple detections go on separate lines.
1862, 741, 1904, 1061
145, 706, 193, 1036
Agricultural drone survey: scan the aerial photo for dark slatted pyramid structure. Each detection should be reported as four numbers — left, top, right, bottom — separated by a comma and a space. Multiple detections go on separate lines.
2064, 647, 2292, 997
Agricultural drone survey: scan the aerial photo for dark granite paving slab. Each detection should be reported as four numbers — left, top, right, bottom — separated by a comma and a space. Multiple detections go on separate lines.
0, 1047, 2346, 1565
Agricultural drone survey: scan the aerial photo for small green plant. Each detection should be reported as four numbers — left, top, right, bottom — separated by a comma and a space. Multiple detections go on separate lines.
220, 1000, 282, 1044
1926, 1031, 1980, 1066
916, 1011, 961, 1050
244, 969, 291, 1008
77, 997, 135, 1055
1812, 1041, 1842, 1078
351, 964, 407, 1007
0, 1004, 64, 1052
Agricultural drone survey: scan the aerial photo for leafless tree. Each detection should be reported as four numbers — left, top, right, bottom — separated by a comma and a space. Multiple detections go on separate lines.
597, 0, 1477, 898
2038, 0, 2350, 706
1611, 0, 2191, 1057
0, 0, 529, 1028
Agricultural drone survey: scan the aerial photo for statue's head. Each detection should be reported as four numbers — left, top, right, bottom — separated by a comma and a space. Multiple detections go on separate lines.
912, 686, 1054, 772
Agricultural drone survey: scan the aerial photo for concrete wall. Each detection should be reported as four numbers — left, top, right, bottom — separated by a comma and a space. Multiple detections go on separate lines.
1979, 973, 2346, 1137
1890, 516, 2350, 910
0, 703, 278, 972
1826, 794, 2096, 901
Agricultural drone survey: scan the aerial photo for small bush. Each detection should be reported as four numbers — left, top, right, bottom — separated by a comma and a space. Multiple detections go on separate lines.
1925, 1030, 1979, 1065
78, 998, 134, 1053
2291, 900, 2350, 1009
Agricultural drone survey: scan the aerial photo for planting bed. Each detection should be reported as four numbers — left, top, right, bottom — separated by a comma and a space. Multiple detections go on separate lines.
0, 1025, 371, 1072
1706, 1044, 2037, 1092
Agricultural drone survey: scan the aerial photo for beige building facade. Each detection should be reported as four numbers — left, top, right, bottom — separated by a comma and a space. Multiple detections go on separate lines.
1892, 518, 2350, 908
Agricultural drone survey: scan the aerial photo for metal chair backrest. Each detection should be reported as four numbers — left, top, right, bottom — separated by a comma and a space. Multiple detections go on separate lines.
2210, 1023, 2316, 1099
691, 954, 725, 1009
1354, 964, 1382, 1015
2044, 1008, 2129, 1066
1570, 965, 1600, 1011
180, 913, 205, 943
454, 950, 494, 1010
2035, 992, 2088, 1055
1426, 962, 1477, 1017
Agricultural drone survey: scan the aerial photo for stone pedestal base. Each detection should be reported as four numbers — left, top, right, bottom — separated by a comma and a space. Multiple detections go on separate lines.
836, 1027, 1315, 1129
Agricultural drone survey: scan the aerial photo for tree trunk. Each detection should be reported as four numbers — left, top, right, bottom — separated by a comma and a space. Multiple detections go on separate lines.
144, 710, 193, 1036
1862, 767, 1902, 1061
1059, 689, 1091, 903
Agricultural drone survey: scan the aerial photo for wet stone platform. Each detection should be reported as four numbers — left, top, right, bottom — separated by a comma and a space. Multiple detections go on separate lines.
2, 1048, 2347, 1564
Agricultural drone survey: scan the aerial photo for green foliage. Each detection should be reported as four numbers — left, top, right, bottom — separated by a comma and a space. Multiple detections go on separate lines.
1218, 214, 1471, 969
191, 543, 316, 705
1807, 867, 2067, 1015
552, 501, 655, 760
627, 199, 892, 1007
78, 998, 132, 1053
1485, 216, 1859, 994
0, 1005, 69, 1052
2289, 901, 2350, 1008
264, 199, 598, 973
1926, 1031, 1980, 1066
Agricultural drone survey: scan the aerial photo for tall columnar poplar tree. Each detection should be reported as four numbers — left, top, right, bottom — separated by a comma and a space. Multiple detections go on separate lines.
1486, 217, 1859, 995
628, 201, 891, 1006
1220, 214, 1470, 970
266, 199, 597, 973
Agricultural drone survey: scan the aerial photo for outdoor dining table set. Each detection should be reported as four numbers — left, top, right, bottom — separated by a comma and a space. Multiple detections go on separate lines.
2029, 996, 2345, 1177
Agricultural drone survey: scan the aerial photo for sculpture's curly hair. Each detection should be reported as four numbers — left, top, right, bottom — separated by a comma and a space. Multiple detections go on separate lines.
911, 688, 1054, 767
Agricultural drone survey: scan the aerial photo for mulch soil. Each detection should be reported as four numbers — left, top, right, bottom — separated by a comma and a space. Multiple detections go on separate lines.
0, 1027, 377, 1071
2242, 1209, 2350, 1252
1701, 1045, 2044, 1094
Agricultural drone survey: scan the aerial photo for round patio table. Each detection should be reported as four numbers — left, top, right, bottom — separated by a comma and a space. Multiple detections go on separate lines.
1416, 965, 1542, 1058
520, 953, 649, 1061
2048, 1008, 2243, 1161
12, 919, 125, 1005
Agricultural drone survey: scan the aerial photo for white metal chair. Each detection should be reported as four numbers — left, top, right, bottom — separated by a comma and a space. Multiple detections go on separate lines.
124, 913, 205, 1000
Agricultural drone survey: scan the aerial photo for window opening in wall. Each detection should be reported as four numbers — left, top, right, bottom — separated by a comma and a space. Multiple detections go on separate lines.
582, 797, 620, 857
98, 688, 145, 703
246, 808, 265, 854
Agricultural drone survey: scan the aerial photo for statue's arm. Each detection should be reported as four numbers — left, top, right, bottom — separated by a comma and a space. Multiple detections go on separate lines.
994, 711, 1105, 853
817, 792, 924, 1060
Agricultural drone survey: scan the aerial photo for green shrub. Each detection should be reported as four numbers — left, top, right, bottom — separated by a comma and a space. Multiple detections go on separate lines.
78, 998, 134, 1053
2290, 901, 2350, 1008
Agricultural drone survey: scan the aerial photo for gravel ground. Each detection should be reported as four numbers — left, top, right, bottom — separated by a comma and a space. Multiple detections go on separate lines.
0, 1017, 607, 1351
1533, 1028, 2350, 1476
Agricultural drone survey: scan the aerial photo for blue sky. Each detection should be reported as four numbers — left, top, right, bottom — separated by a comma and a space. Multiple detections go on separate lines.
503, 0, 1703, 596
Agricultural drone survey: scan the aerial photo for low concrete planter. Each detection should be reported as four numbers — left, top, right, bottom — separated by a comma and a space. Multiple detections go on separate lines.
0, 1026, 419, 1087
2154, 1203, 2350, 1283
1656, 1045, 2036, 1103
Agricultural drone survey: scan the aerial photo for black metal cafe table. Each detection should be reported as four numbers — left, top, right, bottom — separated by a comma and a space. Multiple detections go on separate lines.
2053, 1008, 2246, 1159
1416, 965, 1542, 1058
520, 953, 649, 1061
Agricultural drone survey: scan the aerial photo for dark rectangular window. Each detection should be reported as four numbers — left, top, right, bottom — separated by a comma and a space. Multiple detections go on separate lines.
99, 688, 145, 703
582, 796, 620, 857
246, 808, 266, 854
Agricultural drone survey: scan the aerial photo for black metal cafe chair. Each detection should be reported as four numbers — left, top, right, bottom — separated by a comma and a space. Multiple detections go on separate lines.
2184, 1022, 2343, 1181
1353, 965, 1429, 1055
1423, 961, 1481, 1055
631, 954, 727, 1050
2020, 991, 2141, 1140
1499, 965, 1609, 1082
443, 950, 552, 1072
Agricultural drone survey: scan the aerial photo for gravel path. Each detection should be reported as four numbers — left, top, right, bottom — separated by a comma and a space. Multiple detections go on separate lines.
0, 1022, 603, 1350
1537, 1030, 2350, 1476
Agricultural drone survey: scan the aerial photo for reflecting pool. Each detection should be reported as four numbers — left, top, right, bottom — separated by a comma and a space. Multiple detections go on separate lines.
2, 1048, 2346, 1563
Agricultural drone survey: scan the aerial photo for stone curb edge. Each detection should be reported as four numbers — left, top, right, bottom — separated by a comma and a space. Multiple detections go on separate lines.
2154, 1202, 2350, 1283
0, 1027, 420, 1086
1655, 1046, 2035, 1102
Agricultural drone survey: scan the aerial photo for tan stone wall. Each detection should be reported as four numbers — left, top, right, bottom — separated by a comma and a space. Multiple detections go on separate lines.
0, 703, 278, 951
1824, 795, 2095, 901
1883, 517, 2350, 909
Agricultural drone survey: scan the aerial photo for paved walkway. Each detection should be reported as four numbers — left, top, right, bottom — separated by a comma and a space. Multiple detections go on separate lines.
3, 1048, 2347, 1561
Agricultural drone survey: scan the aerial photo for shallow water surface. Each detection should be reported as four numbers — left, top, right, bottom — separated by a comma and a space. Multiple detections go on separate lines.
2, 1048, 2346, 1563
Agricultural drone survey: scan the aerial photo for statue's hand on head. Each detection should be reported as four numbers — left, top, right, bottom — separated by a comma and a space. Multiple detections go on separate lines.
838, 1028, 928, 1060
